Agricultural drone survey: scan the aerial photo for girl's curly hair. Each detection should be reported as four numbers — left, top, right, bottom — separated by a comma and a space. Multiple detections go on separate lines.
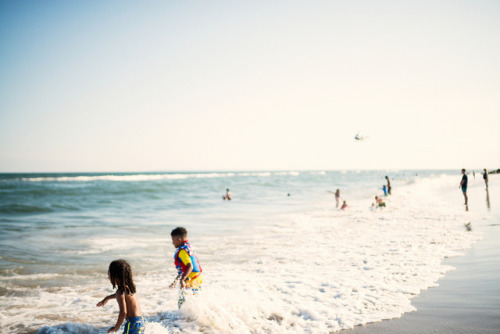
108, 259, 136, 295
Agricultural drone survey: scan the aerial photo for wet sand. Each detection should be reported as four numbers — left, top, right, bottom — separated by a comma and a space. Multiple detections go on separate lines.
340, 177, 500, 334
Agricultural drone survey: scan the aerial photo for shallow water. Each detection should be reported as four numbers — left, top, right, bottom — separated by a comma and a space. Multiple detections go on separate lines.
0, 170, 481, 333
339, 175, 500, 333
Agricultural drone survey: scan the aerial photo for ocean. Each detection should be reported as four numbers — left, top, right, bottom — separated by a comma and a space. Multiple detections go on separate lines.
0, 170, 482, 333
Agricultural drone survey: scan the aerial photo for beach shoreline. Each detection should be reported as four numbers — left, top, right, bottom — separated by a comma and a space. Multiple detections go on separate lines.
1, 171, 495, 333
340, 176, 500, 334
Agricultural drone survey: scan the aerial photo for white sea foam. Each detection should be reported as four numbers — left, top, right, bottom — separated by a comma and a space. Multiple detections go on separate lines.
0, 173, 486, 333
17, 171, 304, 182
72, 237, 167, 255
178, 184, 479, 333
20, 173, 235, 182
308, 171, 326, 175
274, 171, 301, 176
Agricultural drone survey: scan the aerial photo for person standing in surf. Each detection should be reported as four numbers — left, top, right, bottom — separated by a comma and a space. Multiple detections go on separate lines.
460, 169, 468, 205
385, 176, 391, 195
483, 169, 489, 189
169, 227, 203, 308
335, 189, 341, 208
328, 189, 341, 208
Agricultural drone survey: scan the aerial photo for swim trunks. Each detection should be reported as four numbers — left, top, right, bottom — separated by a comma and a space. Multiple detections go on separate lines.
462, 186, 467, 193
123, 316, 145, 334
185, 274, 203, 292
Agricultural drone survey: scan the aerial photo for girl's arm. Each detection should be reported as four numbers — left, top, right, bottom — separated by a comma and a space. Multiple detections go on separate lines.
108, 291, 127, 333
97, 292, 117, 307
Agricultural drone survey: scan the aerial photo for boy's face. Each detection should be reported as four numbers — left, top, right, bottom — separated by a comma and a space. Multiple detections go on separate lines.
171, 235, 184, 248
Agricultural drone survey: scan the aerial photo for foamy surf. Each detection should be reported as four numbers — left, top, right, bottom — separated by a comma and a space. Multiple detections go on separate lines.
14, 171, 304, 183
0, 171, 482, 333
170, 179, 480, 333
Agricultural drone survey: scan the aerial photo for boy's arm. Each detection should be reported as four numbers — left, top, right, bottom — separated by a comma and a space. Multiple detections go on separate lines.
169, 264, 194, 288
108, 291, 127, 333
169, 273, 182, 288
180, 263, 193, 288
97, 292, 117, 307
170, 249, 194, 288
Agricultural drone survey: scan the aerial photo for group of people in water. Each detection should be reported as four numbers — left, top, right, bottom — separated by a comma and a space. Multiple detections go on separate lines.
95, 170, 492, 333
331, 168, 491, 213
222, 175, 394, 211
95, 172, 392, 334
97, 227, 202, 333
330, 175, 391, 211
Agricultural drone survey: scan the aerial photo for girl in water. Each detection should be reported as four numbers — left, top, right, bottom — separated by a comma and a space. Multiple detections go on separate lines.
97, 260, 145, 333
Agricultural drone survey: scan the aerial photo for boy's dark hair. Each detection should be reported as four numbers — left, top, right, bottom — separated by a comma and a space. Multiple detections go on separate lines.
109, 259, 136, 294
171, 227, 188, 238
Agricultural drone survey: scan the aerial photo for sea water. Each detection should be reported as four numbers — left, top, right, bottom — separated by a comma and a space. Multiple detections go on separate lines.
0, 170, 481, 333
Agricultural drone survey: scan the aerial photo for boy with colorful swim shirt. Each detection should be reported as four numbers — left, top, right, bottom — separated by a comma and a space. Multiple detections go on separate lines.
169, 227, 203, 307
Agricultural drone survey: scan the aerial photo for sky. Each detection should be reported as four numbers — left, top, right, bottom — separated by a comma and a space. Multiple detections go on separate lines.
1, 0, 499, 172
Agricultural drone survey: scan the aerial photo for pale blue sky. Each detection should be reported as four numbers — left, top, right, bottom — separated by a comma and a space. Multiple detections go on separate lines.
1, 0, 499, 172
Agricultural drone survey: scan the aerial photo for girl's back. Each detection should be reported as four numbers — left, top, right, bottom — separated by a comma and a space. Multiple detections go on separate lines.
122, 290, 142, 318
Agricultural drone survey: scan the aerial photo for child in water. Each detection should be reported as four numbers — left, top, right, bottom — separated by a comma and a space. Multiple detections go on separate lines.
169, 227, 203, 308
375, 195, 386, 207
97, 260, 144, 333
341, 201, 348, 210
382, 185, 387, 196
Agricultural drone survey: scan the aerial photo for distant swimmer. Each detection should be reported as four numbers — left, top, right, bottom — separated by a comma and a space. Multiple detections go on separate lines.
459, 169, 468, 205
483, 169, 489, 188
341, 201, 348, 210
375, 196, 386, 207
382, 185, 387, 196
385, 176, 391, 195
222, 188, 232, 201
